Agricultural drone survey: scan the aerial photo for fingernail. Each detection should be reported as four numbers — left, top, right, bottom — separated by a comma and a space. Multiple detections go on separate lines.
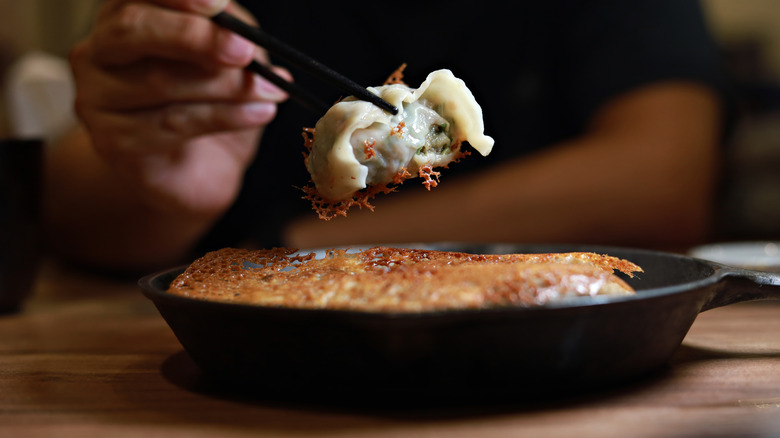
217, 31, 254, 65
242, 102, 277, 123
192, 0, 229, 16
253, 76, 288, 101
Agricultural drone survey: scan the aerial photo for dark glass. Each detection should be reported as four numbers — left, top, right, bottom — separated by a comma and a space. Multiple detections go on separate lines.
0, 138, 43, 313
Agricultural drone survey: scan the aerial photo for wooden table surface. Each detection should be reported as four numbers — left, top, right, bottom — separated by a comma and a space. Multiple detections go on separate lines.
2, 259, 779, 437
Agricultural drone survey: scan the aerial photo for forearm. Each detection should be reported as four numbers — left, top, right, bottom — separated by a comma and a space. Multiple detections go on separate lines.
285, 145, 711, 249
284, 82, 722, 249
43, 126, 222, 272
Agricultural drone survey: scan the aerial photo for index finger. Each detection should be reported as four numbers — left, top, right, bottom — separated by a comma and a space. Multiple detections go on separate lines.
92, 1, 254, 68
101, 0, 229, 18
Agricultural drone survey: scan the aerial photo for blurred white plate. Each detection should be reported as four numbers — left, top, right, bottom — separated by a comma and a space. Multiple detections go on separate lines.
689, 241, 780, 271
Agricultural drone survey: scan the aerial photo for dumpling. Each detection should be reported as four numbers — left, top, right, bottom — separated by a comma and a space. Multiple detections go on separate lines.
305, 69, 494, 205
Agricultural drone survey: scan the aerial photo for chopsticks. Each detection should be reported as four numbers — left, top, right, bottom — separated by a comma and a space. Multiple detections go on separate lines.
211, 11, 399, 115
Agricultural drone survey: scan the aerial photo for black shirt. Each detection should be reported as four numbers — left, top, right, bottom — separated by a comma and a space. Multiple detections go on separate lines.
198, 0, 731, 251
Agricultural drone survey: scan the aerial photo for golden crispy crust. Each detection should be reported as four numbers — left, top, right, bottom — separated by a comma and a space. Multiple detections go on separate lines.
168, 247, 642, 312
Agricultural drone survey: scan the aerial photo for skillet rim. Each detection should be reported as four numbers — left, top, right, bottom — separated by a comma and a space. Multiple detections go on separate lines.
138, 243, 729, 318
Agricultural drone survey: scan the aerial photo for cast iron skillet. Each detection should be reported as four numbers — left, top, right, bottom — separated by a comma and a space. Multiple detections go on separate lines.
139, 243, 780, 399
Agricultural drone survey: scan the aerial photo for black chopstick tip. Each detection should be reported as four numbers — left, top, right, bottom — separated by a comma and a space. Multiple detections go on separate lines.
370, 95, 398, 115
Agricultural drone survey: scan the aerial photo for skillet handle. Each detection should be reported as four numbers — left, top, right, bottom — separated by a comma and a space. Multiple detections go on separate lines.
703, 269, 780, 311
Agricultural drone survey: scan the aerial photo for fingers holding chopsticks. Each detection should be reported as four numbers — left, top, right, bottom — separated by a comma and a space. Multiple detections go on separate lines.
68, 0, 291, 215
71, 0, 290, 132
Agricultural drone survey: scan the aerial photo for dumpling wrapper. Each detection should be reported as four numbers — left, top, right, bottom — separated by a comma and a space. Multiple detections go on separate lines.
306, 69, 494, 201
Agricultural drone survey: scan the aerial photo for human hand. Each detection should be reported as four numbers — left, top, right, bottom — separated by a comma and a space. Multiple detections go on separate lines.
70, 0, 289, 217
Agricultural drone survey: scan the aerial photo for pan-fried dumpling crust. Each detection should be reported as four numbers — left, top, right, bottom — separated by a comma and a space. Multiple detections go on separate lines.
168, 247, 643, 312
